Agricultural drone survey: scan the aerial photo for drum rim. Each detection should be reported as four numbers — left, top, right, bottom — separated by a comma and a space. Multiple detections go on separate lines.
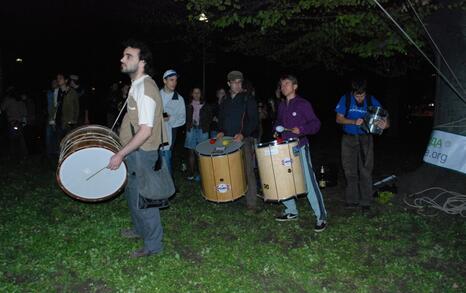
196, 147, 242, 157
256, 138, 298, 148
200, 188, 247, 203
56, 149, 128, 202
60, 124, 119, 149
195, 136, 244, 156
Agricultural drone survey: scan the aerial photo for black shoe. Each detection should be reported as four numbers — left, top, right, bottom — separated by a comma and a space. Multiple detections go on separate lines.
344, 202, 359, 209
275, 213, 298, 222
314, 221, 327, 232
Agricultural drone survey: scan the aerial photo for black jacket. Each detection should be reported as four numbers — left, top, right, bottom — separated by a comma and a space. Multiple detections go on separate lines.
186, 102, 212, 133
218, 92, 258, 138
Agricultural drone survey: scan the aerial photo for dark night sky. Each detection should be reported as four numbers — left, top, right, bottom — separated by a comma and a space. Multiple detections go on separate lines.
1, 0, 435, 126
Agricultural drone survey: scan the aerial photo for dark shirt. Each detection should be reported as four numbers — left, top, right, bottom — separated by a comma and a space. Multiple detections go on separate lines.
186, 102, 212, 133
218, 92, 258, 138
210, 101, 221, 131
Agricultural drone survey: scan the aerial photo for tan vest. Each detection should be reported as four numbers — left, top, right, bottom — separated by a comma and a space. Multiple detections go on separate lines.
119, 77, 168, 151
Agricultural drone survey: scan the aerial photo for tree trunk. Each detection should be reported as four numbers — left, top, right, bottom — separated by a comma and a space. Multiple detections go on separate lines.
430, 3, 466, 135
0, 47, 3, 96
399, 4, 466, 195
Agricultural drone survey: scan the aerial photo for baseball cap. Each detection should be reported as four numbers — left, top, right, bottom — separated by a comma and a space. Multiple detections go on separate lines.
70, 74, 79, 81
227, 70, 243, 81
163, 69, 178, 79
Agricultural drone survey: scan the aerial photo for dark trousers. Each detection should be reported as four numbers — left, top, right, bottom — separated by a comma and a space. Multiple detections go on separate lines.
341, 134, 374, 207
125, 150, 164, 253
243, 137, 257, 208
7, 124, 27, 159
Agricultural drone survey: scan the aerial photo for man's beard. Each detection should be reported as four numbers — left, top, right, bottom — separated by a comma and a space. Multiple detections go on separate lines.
121, 63, 137, 74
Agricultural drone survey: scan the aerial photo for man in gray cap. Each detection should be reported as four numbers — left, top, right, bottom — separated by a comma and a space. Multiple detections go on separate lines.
217, 70, 259, 211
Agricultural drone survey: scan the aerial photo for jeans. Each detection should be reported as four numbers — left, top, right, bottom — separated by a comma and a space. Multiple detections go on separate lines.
184, 128, 209, 150
281, 144, 327, 222
125, 149, 164, 253
160, 149, 173, 176
45, 125, 58, 156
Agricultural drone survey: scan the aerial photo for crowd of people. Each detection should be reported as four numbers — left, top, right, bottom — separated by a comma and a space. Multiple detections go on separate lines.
0, 39, 389, 258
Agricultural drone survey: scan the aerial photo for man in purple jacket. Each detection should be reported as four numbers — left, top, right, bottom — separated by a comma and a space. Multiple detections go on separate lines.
274, 75, 327, 232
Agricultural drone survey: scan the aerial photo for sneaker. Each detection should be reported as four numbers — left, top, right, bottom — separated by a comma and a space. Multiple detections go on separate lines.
275, 213, 298, 222
314, 221, 327, 232
186, 176, 194, 180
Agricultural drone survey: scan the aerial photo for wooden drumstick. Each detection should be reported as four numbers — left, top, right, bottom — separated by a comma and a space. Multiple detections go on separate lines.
85, 166, 107, 181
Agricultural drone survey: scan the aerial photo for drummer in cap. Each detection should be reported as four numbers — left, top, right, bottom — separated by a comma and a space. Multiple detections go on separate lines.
274, 74, 328, 232
217, 70, 259, 211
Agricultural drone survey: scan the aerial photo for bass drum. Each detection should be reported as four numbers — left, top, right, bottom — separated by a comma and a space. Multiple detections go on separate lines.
57, 125, 127, 202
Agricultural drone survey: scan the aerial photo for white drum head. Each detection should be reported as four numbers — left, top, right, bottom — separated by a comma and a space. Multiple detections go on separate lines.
58, 147, 127, 201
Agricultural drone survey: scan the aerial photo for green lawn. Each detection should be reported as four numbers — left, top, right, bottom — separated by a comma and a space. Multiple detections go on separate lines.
0, 157, 464, 292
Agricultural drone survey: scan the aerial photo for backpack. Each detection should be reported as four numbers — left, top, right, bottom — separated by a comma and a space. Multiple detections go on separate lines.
343, 92, 373, 119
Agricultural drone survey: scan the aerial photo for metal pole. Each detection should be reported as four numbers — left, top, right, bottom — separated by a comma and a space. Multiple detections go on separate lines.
202, 39, 206, 96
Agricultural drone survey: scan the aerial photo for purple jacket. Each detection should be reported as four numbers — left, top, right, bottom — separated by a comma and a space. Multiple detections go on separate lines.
275, 95, 321, 147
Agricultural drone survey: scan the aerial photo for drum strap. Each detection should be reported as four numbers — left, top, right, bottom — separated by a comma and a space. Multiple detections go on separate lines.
344, 93, 373, 118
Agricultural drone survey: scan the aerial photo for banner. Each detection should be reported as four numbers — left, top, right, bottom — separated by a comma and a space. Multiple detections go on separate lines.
423, 130, 466, 174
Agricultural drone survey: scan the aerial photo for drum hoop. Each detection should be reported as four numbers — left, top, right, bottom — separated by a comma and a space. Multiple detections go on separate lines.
60, 124, 119, 148
61, 132, 122, 149
60, 137, 123, 162
256, 138, 298, 148
56, 159, 128, 202
196, 147, 243, 157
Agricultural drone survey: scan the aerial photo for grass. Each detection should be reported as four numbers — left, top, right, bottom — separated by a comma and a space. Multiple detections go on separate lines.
0, 156, 465, 293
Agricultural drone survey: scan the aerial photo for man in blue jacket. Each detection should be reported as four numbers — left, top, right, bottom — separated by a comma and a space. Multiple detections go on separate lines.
274, 74, 327, 232
335, 79, 389, 214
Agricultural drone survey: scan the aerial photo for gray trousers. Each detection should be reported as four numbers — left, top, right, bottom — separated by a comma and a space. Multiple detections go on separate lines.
125, 150, 164, 253
341, 134, 374, 207
243, 137, 257, 208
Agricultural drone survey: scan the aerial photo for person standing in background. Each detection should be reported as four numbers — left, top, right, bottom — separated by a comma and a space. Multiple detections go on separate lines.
160, 69, 186, 175
184, 87, 212, 181
209, 88, 225, 139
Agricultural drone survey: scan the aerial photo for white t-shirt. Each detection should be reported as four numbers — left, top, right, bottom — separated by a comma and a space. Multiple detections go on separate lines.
129, 75, 157, 127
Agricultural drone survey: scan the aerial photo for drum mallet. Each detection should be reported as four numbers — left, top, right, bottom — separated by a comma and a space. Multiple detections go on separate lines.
275, 125, 292, 133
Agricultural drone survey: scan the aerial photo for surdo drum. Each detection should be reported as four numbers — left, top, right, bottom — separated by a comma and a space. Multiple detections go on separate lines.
196, 137, 247, 202
255, 138, 306, 201
57, 125, 127, 202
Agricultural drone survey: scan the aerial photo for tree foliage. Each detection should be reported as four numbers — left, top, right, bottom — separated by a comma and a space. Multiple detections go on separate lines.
180, 0, 465, 75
